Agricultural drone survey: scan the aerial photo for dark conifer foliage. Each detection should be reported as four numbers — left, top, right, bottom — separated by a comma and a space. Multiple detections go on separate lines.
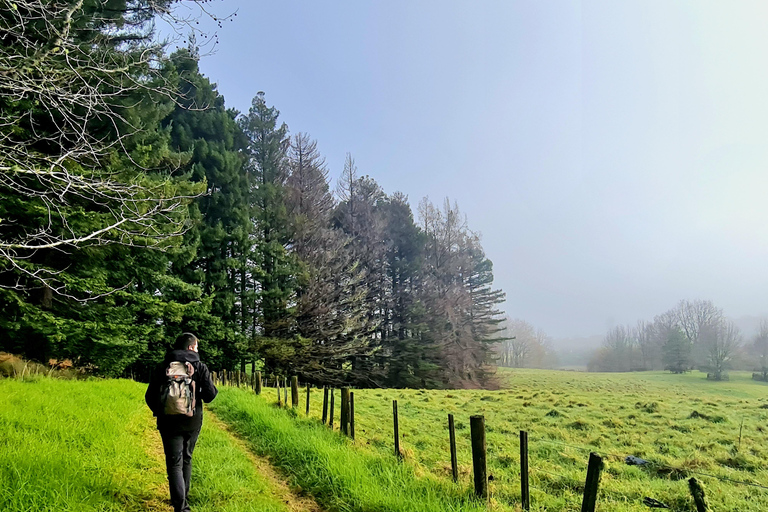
0, 3, 507, 387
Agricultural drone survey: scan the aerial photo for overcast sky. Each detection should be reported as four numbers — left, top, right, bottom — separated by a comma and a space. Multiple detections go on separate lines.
171, 1, 768, 338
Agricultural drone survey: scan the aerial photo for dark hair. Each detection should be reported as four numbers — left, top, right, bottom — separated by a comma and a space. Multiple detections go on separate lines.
174, 332, 199, 351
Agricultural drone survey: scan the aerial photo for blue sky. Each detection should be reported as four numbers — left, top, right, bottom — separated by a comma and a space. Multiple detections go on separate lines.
167, 1, 768, 338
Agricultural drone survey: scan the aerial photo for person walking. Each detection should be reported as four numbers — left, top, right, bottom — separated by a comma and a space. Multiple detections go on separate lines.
145, 333, 218, 512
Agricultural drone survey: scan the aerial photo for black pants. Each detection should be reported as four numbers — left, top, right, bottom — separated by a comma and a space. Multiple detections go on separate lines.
160, 428, 200, 512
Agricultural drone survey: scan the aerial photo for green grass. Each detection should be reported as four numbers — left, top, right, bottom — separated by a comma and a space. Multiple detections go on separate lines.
250, 369, 768, 512
5, 370, 768, 512
210, 387, 490, 512
0, 378, 290, 512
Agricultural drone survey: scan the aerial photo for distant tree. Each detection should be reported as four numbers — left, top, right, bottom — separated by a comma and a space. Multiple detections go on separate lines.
663, 328, 692, 373
674, 299, 723, 366
633, 320, 661, 370
589, 325, 636, 372
500, 319, 552, 368
751, 320, 768, 380
699, 319, 740, 380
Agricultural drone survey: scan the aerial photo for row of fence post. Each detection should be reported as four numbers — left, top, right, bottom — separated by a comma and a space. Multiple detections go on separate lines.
212, 371, 357, 440
392, 400, 605, 510
213, 373, 709, 512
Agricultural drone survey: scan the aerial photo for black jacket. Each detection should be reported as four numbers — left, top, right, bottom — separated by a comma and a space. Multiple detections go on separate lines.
145, 349, 218, 433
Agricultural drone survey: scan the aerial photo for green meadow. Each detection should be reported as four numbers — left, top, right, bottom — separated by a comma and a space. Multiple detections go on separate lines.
0, 378, 291, 512
3, 370, 768, 512
256, 369, 768, 511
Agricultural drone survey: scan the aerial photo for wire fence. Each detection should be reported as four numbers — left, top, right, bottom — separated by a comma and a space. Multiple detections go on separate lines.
215, 371, 768, 511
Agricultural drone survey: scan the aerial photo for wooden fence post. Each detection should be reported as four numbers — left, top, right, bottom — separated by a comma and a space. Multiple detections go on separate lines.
393, 400, 401, 458
580, 452, 603, 512
283, 378, 288, 405
212, 371, 218, 387
350, 391, 355, 440
470, 415, 487, 499
340, 388, 350, 436
291, 376, 299, 408
255, 371, 262, 395
322, 387, 329, 424
329, 389, 335, 429
448, 413, 458, 483
520, 430, 530, 511
306, 383, 311, 415
688, 477, 709, 512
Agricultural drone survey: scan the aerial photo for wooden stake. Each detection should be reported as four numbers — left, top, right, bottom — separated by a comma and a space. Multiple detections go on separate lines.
448, 413, 458, 483
580, 452, 603, 512
393, 400, 401, 458
255, 371, 262, 395
688, 477, 709, 512
329, 389, 335, 429
350, 392, 355, 440
291, 376, 299, 408
520, 430, 530, 511
306, 383, 311, 415
322, 387, 329, 424
470, 415, 487, 499
340, 388, 350, 436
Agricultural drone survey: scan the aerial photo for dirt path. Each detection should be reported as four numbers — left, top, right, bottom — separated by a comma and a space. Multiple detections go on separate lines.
205, 411, 324, 512
141, 409, 323, 512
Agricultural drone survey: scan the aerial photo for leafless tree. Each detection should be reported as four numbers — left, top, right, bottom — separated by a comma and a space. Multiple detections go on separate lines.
674, 299, 724, 367
0, 1, 225, 297
675, 299, 723, 344
501, 319, 535, 367
634, 319, 661, 370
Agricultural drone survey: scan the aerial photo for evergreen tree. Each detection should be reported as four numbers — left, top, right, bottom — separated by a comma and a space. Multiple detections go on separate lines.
239, 93, 299, 373
158, 49, 251, 371
378, 193, 431, 387
663, 328, 692, 373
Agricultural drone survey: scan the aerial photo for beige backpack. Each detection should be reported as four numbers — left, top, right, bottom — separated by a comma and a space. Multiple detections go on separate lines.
161, 361, 196, 416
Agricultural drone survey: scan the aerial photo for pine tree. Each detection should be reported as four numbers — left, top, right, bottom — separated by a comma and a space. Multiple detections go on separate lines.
239, 93, 299, 373
663, 328, 692, 373
157, 49, 251, 371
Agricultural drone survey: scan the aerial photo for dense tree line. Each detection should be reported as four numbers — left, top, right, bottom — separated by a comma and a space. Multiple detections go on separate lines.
588, 299, 768, 380
0, 1, 506, 388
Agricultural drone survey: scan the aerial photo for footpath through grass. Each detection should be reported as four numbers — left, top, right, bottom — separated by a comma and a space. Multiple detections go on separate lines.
210, 387, 489, 512
0, 378, 292, 512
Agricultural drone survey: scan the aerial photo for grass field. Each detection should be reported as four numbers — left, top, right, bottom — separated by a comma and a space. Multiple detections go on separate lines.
253, 369, 768, 512
0, 378, 293, 512
3, 369, 768, 512
209, 388, 488, 512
